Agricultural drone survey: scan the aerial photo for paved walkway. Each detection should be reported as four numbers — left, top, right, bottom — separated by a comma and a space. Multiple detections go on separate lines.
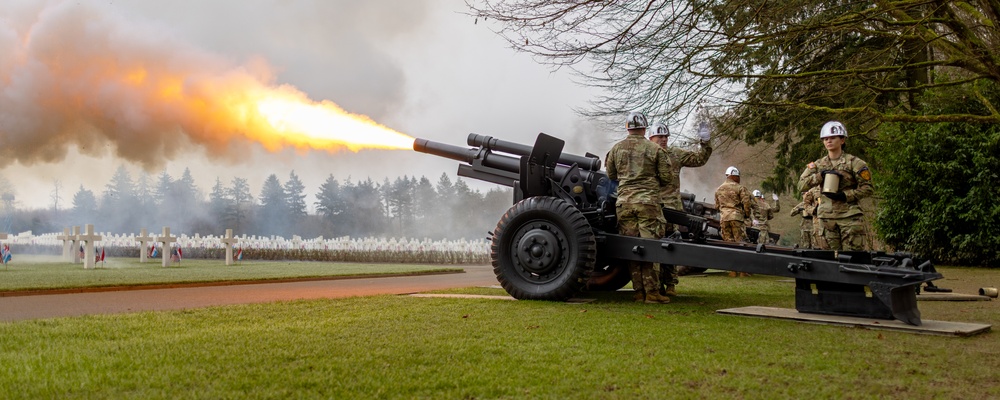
0, 265, 497, 322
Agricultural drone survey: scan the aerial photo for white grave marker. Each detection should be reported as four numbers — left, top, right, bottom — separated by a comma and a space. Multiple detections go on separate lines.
56, 228, 73, 261
136, 228, 153, 263
78, 224, 102, 269
71, 226, 82, 263
221, 229, 239, 265
155, 227, 177, 267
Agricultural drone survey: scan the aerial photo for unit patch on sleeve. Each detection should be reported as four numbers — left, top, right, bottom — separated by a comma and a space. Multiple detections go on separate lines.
858, 166, 871, 181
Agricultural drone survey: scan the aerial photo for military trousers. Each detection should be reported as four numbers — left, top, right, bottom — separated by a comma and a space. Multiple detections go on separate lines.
818, 215, 868, 251
617, 203, 666, 294
756, 224, 771, 244
798, 217, 814, 249
720, 219, 746, 243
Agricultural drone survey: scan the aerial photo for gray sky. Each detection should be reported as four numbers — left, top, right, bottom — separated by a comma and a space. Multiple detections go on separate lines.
0, 0, 621, 210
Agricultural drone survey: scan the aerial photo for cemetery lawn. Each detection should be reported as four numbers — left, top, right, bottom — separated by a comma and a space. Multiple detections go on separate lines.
0, 266, 997, 398
0, 255, 460, 292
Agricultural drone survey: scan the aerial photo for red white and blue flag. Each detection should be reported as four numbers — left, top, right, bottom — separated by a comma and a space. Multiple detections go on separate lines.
1, 244, 10, 264
235, 247, 243, 261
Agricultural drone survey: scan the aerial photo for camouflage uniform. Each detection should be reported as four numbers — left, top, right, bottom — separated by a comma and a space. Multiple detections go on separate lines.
658, 143, 712, 292
606, 134, 672, 301
751, 197, 780, 244
789, 187, 820, 249
798, 154, 873, 251
659, 144, 713, 212
714, 180, 755, 243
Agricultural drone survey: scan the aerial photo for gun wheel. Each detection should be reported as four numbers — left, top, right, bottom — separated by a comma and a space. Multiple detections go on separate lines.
492, 196, 596, 300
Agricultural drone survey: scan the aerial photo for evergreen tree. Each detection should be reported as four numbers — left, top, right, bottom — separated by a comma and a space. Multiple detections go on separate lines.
135, 172, 155, 228
874, 83, 1000, 266
315, 174, 346, 234
284, 170, 308, 226
350, 178, 384, 236
100, 166, 136, 230
387, 176, 416, 236
226, 177, 254, 234
71, 185, 97, 226
208, 177, 228, 232
258, 174, 286, 236
153, 171, 172, 206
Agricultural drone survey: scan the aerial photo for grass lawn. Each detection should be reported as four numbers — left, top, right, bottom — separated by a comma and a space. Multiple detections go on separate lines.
0, 265, 996, 398
0, 255, 461, 292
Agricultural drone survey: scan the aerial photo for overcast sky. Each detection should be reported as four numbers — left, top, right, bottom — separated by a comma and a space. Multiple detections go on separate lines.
0, 0, 628, 211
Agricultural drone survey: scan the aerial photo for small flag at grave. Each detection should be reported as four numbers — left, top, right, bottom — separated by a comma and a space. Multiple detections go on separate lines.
1, 244, 10, 265
177, 246, 183, 262
150, 246, 159, 258
236, 247, 243, 261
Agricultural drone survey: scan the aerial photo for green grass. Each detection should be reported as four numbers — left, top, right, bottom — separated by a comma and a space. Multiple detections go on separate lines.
0, 255, 461, 292
0, 266, 997, 398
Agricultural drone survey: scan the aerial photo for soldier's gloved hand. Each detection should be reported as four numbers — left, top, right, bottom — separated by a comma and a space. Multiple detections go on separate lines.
771, 193, 779, 201
697, 122, 711, 142
823, 191, 847, 202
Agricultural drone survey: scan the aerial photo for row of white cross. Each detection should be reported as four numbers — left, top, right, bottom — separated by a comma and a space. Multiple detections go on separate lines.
52, 225, 241, 269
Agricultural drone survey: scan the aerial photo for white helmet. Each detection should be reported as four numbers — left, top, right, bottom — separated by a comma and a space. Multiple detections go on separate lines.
648, 122, 670, 138
820, 121, 848, 139
752, 190, 762, 198
626, 112, 649, 130
725, 166, 740, 176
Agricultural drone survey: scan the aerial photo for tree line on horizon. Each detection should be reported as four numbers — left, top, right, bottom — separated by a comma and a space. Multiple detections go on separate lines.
4, 166, 513, 241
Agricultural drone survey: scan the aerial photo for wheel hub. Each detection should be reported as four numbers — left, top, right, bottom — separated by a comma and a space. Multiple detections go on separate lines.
516, 228, 561, 274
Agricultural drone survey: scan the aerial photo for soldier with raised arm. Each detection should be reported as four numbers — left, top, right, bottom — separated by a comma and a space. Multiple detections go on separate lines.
647, 121, 712, 296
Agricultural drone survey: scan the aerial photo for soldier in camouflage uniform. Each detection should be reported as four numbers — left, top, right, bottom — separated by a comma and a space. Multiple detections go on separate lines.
798, 121, 873, 251
648, 121, 712, 296
750, 190, 780, 244
789, 186, 820, 249
715, 167, 756, 242
715, 166, 756, 277
606, 112, 673, 304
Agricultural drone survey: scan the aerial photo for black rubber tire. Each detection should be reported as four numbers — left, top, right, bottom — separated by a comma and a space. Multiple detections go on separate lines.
491, 196, 597, 300
587, 261, 631, 291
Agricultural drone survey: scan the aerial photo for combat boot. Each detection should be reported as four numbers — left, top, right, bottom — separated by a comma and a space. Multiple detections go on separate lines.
727, 271, 738, 277
644, 292, 671, 304
632, 291, 645, 302
665, 285, 677, 297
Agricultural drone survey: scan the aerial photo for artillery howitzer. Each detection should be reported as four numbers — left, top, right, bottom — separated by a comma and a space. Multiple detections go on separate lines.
414, 133, 942, 325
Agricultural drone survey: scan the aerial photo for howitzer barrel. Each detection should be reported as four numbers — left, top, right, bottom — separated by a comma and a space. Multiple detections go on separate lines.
413, 138, 521, 174
468, 133, 602, 171
413, 138, 476, 164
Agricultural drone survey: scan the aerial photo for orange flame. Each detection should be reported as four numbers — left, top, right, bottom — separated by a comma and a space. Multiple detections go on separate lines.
253, 94, 414, 152
119, 67, 414, 153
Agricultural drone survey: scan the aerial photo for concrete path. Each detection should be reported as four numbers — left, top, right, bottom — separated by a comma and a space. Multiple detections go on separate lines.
1, 265, 497, 322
